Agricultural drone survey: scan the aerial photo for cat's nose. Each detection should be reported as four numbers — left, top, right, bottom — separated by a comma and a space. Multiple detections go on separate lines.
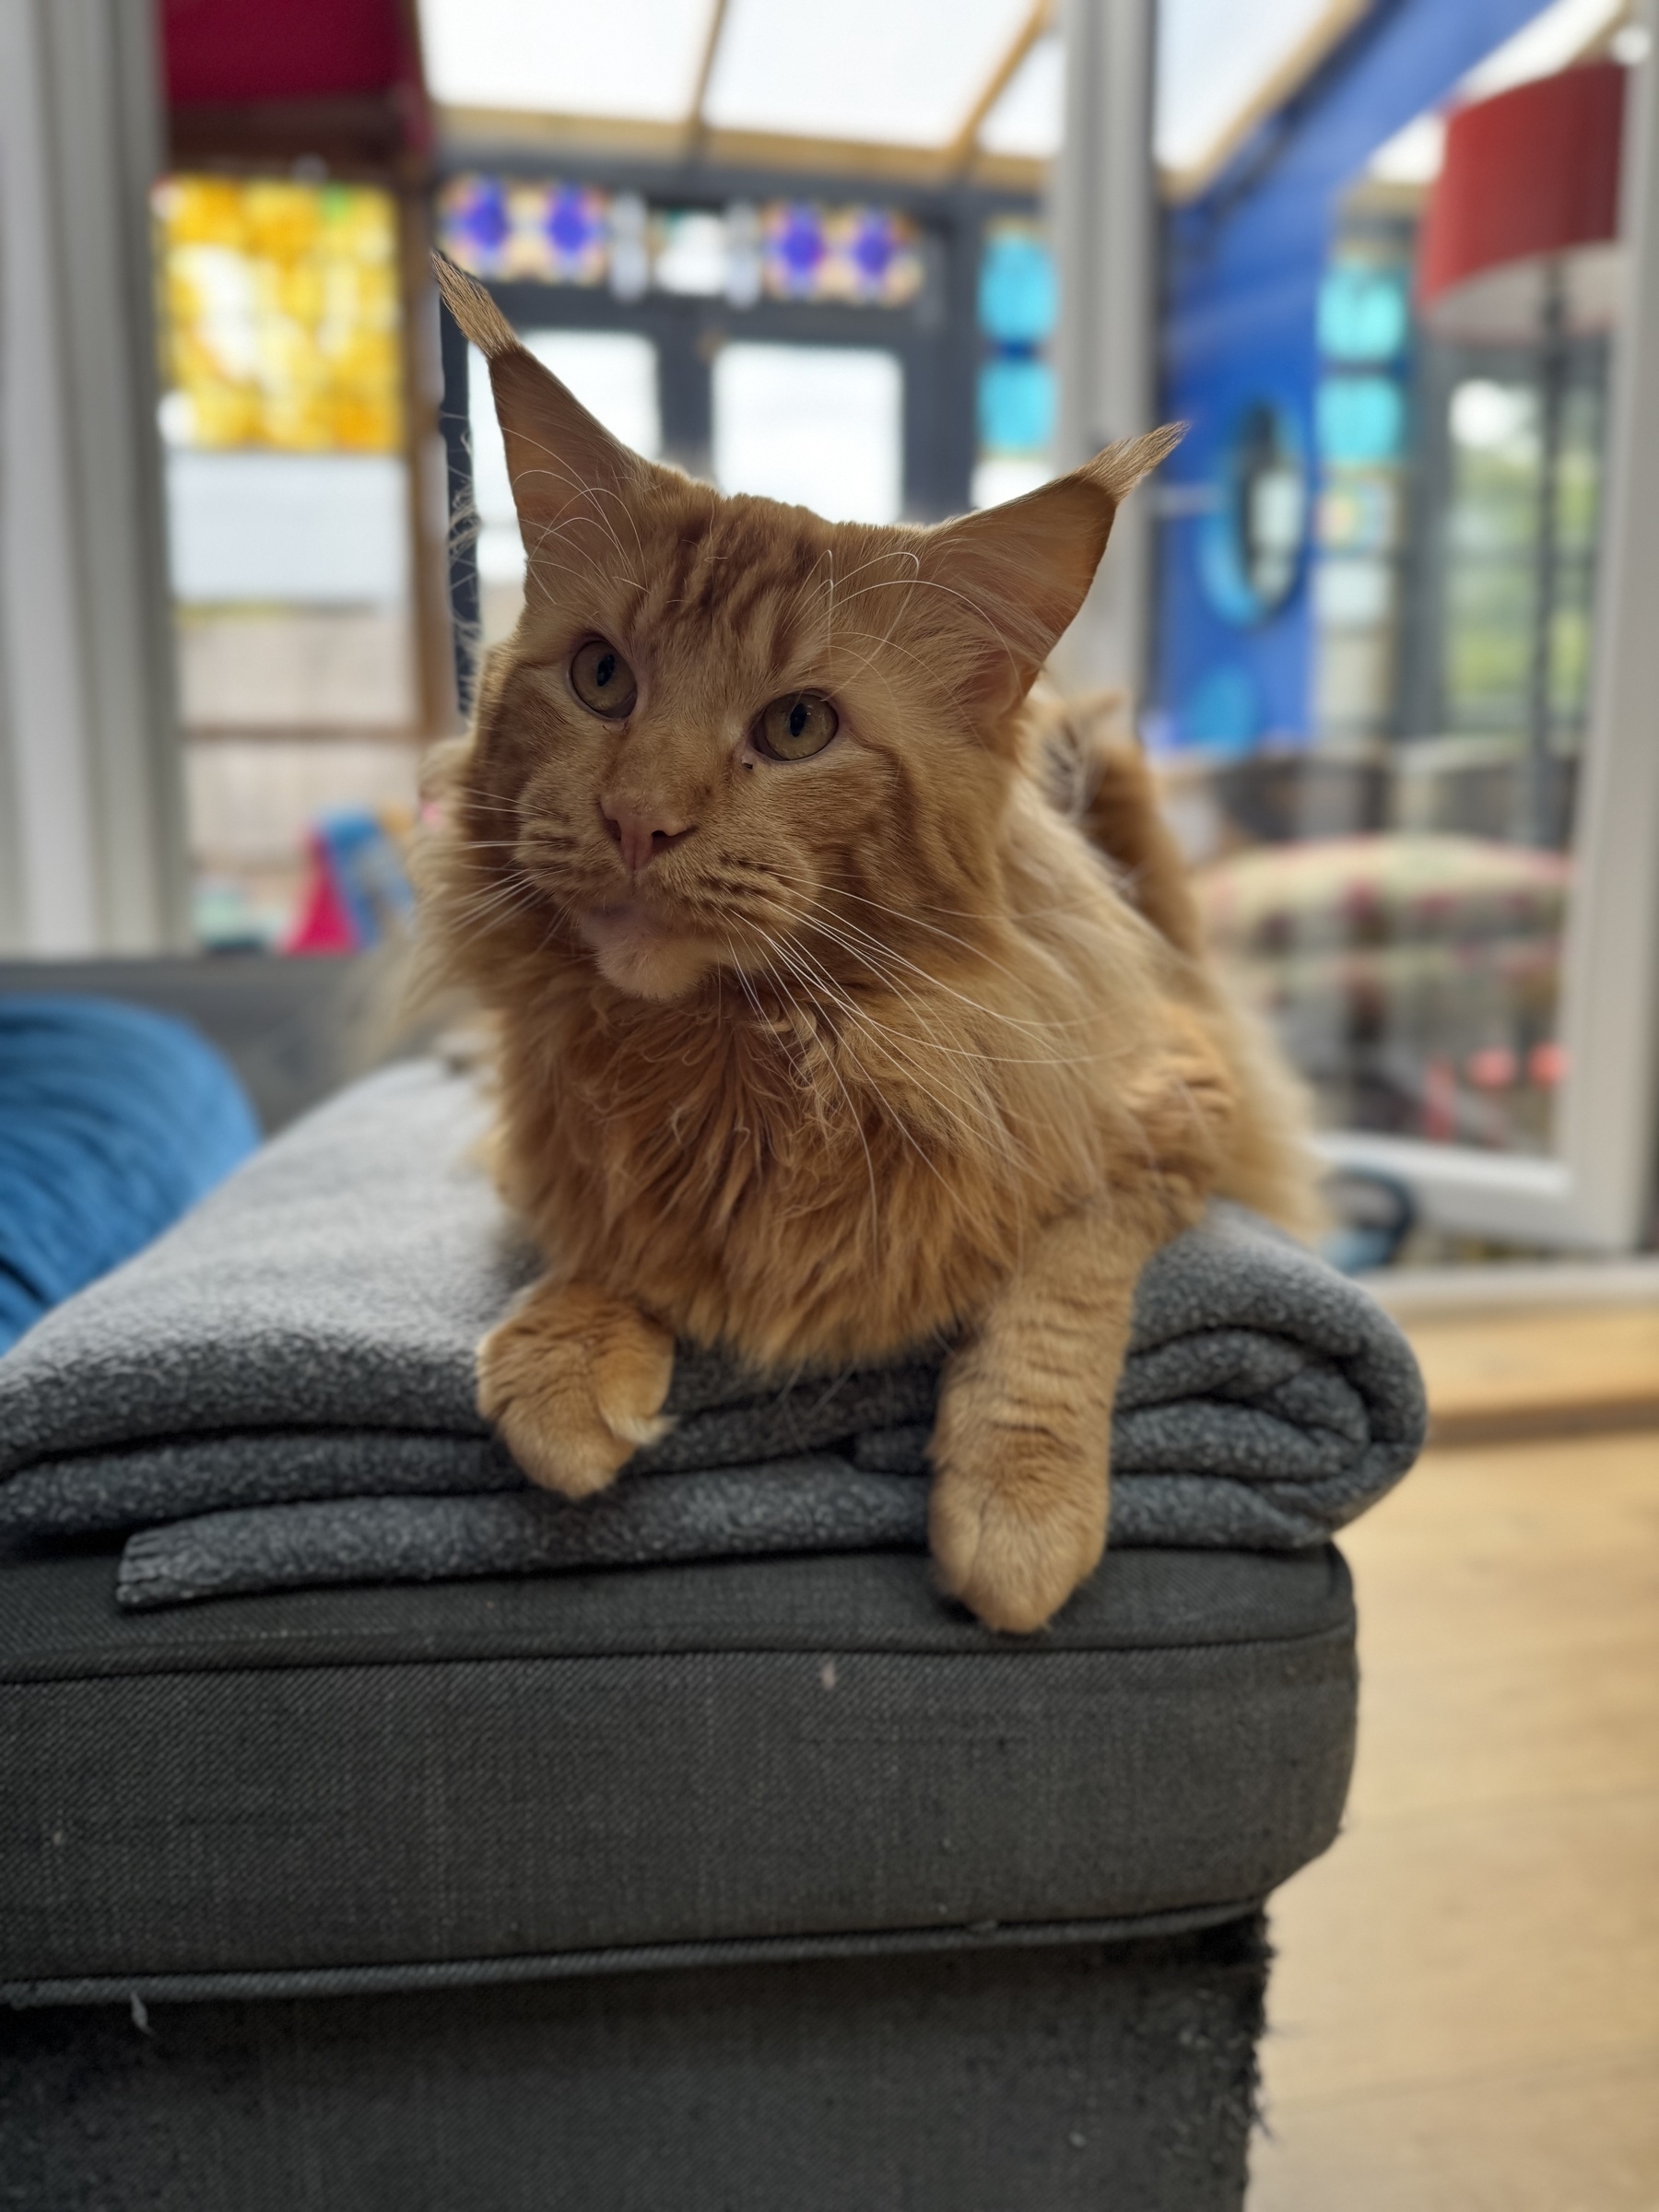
601, 801, 697, 874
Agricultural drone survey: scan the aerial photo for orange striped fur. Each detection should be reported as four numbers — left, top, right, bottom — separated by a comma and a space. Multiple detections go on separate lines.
418, 258, 1316, 1630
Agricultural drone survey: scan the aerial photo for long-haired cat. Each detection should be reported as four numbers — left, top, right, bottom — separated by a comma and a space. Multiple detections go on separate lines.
421, 258, 1315, 1634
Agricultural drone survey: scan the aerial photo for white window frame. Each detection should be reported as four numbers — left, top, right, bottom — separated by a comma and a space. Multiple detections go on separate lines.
1320, 30, 1659, 1251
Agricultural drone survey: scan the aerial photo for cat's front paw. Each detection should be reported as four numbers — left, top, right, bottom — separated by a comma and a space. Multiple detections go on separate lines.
477, 1281, 675, 1499
927, 1421, 1108, 1635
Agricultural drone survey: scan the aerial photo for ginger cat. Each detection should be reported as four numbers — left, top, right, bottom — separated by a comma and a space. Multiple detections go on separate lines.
421, 258, 1315, 1634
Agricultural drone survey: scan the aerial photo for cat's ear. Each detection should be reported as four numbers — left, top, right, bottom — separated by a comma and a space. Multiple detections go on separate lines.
433, 254, 646, 545
921, 425, 1183, 721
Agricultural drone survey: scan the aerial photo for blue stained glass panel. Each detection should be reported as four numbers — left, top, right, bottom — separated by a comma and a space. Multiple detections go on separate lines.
765, 203, 826, 297
760, 203, 924, 306
436, 174, 511, 274
1316, 375, 1406, 465
850, 210, 895, 289
542, 185, 607, 278
1317, 262, 1410, 363
979, 225, 1056, 347
436, 175, 610, 286
979, 357, 1055, 455
438, 176, 924, 309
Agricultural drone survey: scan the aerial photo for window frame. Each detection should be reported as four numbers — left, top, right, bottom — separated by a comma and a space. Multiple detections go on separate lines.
432, 147, 1031, 505
1319, 43, 1659, 1250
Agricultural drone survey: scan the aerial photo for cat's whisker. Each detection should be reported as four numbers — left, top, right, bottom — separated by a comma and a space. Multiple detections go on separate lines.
441, 868, 538, 920
749, 916, 1037, 1174
761, 863, 1136, 1041
506, 436, 643, 579
439, 888, 547, 958
817, 626, 936, 694
752, 912, 1122, 1134
442, 877, 545, 935
756, 937, 959, 1197
786, 900, 1104, 1046
733, 880, 1052, 1065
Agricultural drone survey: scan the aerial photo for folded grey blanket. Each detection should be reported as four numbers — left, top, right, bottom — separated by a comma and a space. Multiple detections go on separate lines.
0, 1061, 1425, 1609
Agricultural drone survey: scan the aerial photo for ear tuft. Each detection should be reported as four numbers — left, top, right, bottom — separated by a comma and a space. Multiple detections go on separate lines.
1081, 422, 1186, 503
431, 253, 648, 556
431, 253, 521, 362
916, 422, 1184, 725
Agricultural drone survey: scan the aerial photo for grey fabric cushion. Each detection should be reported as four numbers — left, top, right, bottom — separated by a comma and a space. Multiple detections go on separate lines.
0, 1922, 1269, 2212
0, 1544, 1354, 1994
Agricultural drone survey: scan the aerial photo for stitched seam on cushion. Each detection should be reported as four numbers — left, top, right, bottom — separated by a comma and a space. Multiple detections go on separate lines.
0, 1617, 1359, 1688
0, 1898, 1273, 2009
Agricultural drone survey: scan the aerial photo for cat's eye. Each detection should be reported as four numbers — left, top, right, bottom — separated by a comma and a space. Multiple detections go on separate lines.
570, 638, 638, 719
757, 693, 839, 762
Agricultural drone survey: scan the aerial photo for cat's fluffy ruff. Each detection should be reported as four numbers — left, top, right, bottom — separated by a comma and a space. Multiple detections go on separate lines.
419, 257, 1316, 1630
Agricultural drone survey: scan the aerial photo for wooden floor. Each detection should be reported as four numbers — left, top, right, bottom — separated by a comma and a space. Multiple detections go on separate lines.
1247, 1420, 1659, 2209
1395, 1302, 1659, 1442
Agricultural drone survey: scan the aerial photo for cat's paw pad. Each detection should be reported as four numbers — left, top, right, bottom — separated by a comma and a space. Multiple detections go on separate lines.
477, 1289, 674, 1500
927, 1432, 1107, 1635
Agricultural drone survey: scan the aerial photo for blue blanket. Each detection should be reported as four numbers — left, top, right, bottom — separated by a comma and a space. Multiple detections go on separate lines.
0, 995, 258, 1353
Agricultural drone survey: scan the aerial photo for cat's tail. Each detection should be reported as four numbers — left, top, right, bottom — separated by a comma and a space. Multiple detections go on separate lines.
1033, 688, 1206, 959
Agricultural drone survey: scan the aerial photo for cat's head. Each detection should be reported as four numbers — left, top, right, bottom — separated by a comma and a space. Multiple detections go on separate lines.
432, 258, 1176, 1006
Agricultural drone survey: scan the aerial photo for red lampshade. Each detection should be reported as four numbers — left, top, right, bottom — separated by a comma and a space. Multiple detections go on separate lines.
1418, 62, 1626, 311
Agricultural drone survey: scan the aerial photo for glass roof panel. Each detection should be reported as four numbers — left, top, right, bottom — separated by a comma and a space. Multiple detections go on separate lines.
1366, 112, 1446, 186
978, 30, 1064, 159
418, 0, 718, 121
703, 0, 1035, 148
1365, 0, 1625, 190
1459, 0, 1624, 100
1156, 0, 1355, 177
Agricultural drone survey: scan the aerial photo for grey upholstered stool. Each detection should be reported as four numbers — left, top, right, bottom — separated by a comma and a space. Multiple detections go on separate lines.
1, 1537, 1356, 2210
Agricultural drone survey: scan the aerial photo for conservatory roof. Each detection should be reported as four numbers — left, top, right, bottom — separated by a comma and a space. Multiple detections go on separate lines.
416, 0, 1382, 190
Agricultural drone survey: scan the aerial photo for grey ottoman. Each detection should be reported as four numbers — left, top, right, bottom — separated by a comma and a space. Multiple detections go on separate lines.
0, 1535, 1355, 2209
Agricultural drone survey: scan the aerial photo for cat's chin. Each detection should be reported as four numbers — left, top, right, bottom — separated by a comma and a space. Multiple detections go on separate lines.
577, 902, 715, 1002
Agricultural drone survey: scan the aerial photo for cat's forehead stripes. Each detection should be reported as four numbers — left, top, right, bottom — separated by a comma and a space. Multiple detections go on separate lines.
618, 499, 925, 692
512, 466, 936, 697
638, 504, 830, 644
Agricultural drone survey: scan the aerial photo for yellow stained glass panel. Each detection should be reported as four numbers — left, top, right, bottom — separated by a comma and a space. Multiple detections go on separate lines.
154, 176, 404, 453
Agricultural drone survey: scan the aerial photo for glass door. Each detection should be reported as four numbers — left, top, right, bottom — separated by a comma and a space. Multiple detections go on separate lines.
1147, 0, 1659, 1250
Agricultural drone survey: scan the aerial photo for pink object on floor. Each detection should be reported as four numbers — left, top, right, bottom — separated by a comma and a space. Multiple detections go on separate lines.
283, 830, 359, 955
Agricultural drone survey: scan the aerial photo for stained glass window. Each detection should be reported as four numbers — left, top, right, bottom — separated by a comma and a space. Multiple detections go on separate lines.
978, 222, 1057, 347
154, 175, 416, 752
973, 218, 1055, 508
154, 177, 403, 453
759, 204, 924, 307
437, 175, 612, 286
979, 357, 1054, 453
436, 175, 926, 310
1318, 261, 1411, 364
1316, 374, 1407, 467
1306, 229, 1415, 756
